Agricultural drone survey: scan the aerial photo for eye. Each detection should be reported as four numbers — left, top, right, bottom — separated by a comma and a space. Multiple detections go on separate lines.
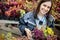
43, 4, 46, 7
47, 6, 51, 9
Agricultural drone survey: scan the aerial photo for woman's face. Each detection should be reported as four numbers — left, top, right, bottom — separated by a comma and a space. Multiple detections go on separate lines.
39, 1, 51, 15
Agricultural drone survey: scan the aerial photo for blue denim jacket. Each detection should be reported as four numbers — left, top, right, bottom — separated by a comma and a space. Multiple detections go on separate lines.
19, 11, 54, 36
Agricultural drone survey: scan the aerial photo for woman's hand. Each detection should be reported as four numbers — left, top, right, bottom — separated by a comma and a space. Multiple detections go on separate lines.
25, 28, 32, 40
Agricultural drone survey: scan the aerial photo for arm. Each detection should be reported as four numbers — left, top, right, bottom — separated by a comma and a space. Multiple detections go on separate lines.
19, 12, 33, 36
19, 17, 27, 36
48, 15, 54, 28
19, 16, 32, 39
49, 19, 54, 28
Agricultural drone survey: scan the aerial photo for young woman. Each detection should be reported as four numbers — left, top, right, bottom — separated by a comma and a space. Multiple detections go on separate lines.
19, 0, 54, 39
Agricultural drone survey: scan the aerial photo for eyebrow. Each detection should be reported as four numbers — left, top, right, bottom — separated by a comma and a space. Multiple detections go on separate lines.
43, 4, 51, 8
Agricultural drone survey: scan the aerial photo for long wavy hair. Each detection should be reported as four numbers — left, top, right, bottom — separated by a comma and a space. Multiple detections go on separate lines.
34, 0, 52, 25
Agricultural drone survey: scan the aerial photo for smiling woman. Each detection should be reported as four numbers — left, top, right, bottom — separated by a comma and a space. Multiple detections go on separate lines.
19, 0, 54, 40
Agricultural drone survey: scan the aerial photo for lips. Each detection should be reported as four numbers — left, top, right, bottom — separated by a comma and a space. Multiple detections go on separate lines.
41, 10, 47, 14
42, 9, 48, 14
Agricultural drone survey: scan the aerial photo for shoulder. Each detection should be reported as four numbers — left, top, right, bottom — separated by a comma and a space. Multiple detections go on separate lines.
49, 15, 54, 21
50, 15, 54, 19
23, 11, 34, 19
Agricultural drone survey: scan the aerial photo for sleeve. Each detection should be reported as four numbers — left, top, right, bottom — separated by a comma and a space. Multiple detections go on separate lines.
19, 12, 30, 36
19, 17, 27, 36
49, 19, 54, 28
49, 15, 54, 28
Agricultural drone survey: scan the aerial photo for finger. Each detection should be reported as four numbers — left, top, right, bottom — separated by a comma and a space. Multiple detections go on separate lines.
27, 32, 32, 40
26, 30, 32, 39
29, 33, 32, 39
27, 35, 31, 40
29, 31, 32, 37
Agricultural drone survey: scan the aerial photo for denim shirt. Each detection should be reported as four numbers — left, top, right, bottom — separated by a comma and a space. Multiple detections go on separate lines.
35, 14, 47, 29
19, 11, 54, 36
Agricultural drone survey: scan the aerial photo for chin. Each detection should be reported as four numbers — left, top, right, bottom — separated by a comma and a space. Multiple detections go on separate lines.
41, 13, 46, 15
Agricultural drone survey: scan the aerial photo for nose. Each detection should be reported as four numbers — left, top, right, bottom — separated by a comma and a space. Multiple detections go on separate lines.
45, 7, 48, 10
44, 7, 49, 11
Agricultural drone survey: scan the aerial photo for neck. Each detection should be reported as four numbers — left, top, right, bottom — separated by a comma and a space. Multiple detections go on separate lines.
38, 12, 44, 18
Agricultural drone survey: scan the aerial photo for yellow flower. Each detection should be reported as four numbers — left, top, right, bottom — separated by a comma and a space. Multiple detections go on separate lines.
47, 27, 54, 35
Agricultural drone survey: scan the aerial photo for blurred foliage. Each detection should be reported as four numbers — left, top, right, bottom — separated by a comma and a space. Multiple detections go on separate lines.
52, 0, 60, 20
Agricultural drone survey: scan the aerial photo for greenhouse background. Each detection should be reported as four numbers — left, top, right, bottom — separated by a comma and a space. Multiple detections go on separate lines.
0, 0, 60, 40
